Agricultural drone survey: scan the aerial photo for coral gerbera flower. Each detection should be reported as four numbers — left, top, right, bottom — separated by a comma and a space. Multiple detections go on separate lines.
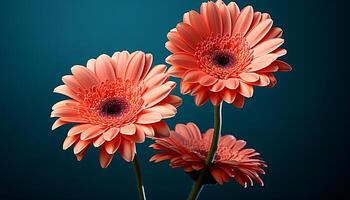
150, 123, 266, 186
51, 51, 182, 168
166, 0, 292, 108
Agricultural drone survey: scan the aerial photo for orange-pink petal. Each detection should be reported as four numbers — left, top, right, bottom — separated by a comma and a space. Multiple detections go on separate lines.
238, 82, 254, 97
176, 23, 202, 48
161, 95, 183, 108
145, 104, 177, 119
68, 124, 91, 136
120, 124, 136, 135
246, 19, 273, 47
103, 127, 120, 141
125, 51, 146, 82
99, 147, 114, 168
232, 6, 254, 36
166, 53, 199, 69
71, 65, 98, 89
73, 140, 91, 154
95, 54, 116, 82
80, 125, 104, 140
104, 136, 122, 154
63, 135, 79, 150
188, 10, 210, 38
232, 94, 245, 108
142, 81, 176, 108
206, 2, 223, 35
153, 121, 170, 138
253, 38, 284, 58
239, 72, 260, 82
194, 89, 209, 106
136, 110, 162, 124
118, 139, 136, 162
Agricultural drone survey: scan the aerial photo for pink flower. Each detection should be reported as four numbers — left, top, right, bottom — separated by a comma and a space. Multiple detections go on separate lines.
166, 0, 292, 108
51, 51, 182, 167
150, 122, 266, 186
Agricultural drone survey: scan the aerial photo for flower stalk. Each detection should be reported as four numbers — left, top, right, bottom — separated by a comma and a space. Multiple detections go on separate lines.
132, 153, 147, 200
187, 102, 223, 200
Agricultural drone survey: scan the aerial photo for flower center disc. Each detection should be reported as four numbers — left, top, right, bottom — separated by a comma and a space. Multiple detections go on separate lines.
195, 34, 253, 79
100, 97, 129, 117
212, 51, 235, 68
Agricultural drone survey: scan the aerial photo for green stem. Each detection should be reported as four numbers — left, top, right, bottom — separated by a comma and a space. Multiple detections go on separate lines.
206, 103, 223, 165
187, 102, 223, 200
132, 153, 146, 200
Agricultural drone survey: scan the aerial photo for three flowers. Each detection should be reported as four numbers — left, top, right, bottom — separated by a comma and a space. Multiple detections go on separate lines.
51, 1, 291, 199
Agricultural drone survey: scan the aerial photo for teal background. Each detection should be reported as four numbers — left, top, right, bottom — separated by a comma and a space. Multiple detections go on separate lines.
0, 0, 347, 199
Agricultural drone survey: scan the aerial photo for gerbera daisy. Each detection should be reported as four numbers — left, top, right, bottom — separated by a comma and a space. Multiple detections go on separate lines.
166, 0, 292, 108
51, 51, 182, 168
150, 122, 266, 186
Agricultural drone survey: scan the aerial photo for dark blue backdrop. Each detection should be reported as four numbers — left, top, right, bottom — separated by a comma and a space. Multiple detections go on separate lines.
0, 0, 347, 199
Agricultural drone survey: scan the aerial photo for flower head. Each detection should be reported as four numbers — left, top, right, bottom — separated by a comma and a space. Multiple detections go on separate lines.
51, 51, 182, 167
150, 123, 266, 186
166, 0, 292, 108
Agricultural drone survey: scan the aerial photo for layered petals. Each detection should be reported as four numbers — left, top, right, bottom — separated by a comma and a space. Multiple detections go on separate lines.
150, 122, 266, 186
51, 51, 181, 167
166, 0, 291, 108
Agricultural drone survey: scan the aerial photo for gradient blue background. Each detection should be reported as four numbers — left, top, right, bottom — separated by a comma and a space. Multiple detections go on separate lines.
0, 0, 347, 199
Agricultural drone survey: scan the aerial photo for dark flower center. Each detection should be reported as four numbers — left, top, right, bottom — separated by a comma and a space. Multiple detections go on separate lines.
212, 51, 235, 68
100, 98, 129, 117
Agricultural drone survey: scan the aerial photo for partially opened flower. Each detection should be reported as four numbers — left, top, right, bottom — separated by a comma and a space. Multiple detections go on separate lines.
166, 0, 292, 108
150, 122, 266, 186
51, 51, 182, 168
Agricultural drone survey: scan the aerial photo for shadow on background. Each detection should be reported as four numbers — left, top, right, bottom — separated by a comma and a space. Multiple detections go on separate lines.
0, 0, 347, 199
